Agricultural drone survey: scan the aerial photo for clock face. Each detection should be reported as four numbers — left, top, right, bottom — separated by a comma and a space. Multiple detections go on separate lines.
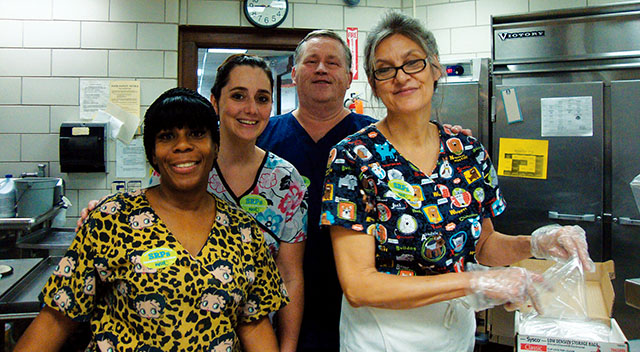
244, 0, 289, 29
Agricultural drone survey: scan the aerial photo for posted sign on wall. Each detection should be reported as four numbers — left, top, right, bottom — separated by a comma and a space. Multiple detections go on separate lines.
347, 27, 358, 80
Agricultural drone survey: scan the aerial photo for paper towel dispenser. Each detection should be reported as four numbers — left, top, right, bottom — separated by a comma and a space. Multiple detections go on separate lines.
59, 122, 107, 173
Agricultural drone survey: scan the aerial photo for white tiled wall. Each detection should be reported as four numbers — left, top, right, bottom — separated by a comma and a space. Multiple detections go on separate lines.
81, 22, 137, 49
22, 78, 79, 105
24, 21, 81, 48
52, 50, 109, 77
0, 0, 633, 225
109, 0, 166, 22
293, 4, 344, 29
187, 1, 241, 26
0, 49, 51, 76
52, 0, 110, 21
0, 106, 50, 133
108, 51, 165, 77
0, 78, 21, 104
427, 2, 477, 29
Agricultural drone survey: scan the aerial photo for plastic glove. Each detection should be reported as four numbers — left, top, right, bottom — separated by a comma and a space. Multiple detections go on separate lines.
467, 266, 544, 313
530, 224, 595, 272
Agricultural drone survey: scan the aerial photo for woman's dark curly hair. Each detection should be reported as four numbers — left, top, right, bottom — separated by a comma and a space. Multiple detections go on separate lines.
143, 87, 220, 172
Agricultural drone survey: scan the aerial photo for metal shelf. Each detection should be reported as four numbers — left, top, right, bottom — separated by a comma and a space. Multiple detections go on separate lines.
15, 228, 75, 250
0, 203, 64, 231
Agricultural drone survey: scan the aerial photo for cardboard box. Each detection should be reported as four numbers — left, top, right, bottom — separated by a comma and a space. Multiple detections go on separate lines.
513, 259, 629, 352
488, 305, 515, 346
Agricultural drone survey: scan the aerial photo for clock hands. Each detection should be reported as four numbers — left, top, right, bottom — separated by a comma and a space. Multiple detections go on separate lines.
248, 1, 286, 10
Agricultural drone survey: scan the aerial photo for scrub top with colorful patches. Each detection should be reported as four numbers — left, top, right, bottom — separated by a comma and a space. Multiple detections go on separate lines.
39, 190, 288, 352
320, 122, 506, 276
207, 151, 308, 258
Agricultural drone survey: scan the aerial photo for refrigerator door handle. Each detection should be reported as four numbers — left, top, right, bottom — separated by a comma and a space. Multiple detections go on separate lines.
548, 211, 597, 222
615, 217, 640, 226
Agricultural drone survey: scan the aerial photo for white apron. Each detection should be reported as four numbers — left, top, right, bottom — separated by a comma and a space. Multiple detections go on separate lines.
339, 295, 476, 352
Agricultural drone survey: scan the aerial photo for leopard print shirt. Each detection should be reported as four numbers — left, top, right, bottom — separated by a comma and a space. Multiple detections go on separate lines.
40, 190, 288, 352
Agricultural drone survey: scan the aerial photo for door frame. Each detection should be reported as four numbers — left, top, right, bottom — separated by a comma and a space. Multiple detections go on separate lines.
178, 26, 312, 90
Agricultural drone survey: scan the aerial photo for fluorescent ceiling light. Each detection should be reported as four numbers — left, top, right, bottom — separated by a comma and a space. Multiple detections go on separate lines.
207, 48, 248, 54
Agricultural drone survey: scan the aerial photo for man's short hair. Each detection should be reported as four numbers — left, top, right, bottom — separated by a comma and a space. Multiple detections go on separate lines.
294, 29, 352, 72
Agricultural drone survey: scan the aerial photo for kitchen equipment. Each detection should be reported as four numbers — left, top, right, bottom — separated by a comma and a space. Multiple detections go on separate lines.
431, 58, 491, 147
626, 278, 640, 310
59, 122, 107, 173
0, 201, 66, 258
0, 176, 15, 218
631, 174, 640, 214
16, 227, 75, 256
0, 266, 12, 279
0, 257, 58, 315
491, 2, 640, 339
14, 178, 58, 218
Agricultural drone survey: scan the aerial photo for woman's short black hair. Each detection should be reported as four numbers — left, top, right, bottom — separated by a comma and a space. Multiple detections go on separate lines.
143, 87, 220, 172
210, 54, 274, 103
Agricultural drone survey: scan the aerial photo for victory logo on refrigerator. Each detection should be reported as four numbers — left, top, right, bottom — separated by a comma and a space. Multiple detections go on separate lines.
498, 30, 545, 40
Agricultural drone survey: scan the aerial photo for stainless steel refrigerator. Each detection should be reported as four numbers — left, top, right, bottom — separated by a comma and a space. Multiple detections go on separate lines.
432, 58, 491, 147
492, 3, 640, 339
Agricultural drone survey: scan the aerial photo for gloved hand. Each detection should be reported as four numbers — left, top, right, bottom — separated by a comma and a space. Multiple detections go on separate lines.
467, 266, 544, 313
530, 224, 595, 272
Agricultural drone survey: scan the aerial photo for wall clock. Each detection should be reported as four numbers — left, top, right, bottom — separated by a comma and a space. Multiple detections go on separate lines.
243, 0, 289, 29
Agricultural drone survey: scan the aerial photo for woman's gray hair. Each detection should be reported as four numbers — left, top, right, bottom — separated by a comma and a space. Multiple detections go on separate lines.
364, 11, 443, 92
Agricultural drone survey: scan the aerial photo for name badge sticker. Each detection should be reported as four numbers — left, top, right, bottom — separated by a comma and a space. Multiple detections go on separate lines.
141, 247, 178, 270
240, 194, 268, 214
388, 179, 415, 200
302, 176, 311, 188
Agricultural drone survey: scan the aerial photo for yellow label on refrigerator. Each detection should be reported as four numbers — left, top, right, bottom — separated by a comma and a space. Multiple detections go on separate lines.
497, 138, 548, 179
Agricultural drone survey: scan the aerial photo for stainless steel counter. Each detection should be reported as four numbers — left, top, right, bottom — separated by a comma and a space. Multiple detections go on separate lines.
0, 257, 59, 320
0, 258, 43, 299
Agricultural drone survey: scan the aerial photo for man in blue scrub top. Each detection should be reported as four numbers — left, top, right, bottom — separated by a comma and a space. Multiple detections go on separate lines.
258, 30, 375, 352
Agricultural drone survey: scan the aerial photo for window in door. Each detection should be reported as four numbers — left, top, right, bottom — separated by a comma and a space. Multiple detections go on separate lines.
197, 48, 297, 115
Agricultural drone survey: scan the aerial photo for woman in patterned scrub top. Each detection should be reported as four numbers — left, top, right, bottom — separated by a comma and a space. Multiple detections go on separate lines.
14, 88, 288, 352
75, 54, 307, 352
320, 12, 594, 352
207, 54, 307, 352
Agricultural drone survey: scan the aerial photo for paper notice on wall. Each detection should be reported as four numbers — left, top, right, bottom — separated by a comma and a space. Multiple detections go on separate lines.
116, 138, 146, 178
497, 138, 549, 179
80, 79, 110, 121
105, 101, 140, 144
541, 96, 593, 137
110, 81, 140, 118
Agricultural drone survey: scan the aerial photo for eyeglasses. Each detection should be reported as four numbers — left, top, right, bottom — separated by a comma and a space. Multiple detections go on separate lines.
373, 58, 428, 81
